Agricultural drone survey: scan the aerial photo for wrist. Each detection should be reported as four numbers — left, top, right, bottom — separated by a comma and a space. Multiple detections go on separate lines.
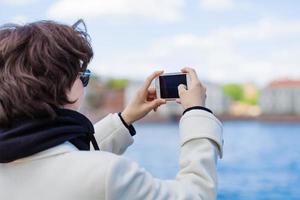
118, 112, 136, 136
120, 111, 134, 125
183, 106, 213, 115
183, 103, 205, 110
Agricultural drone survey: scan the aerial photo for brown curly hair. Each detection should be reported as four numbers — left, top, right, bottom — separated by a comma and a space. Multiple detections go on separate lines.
0, 20, 93, 127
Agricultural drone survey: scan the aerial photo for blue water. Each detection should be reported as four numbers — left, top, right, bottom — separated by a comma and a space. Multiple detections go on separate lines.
124, 121, 300, 200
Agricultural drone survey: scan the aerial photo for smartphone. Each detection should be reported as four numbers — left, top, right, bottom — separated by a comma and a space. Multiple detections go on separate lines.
155, 72, 190, 101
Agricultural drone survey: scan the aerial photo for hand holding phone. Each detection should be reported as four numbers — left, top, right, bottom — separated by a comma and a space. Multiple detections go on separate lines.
176, 67, 207, 109
121, 71, 166, 125
121, 68, 206, 124
155, 68, 206, 109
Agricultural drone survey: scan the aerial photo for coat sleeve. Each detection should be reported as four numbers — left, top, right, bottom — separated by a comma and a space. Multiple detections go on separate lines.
105, 110, 223, 200
92, 113, 134, 155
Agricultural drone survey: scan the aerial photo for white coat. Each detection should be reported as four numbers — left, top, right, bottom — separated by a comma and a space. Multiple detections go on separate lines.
0, 109, 223, 200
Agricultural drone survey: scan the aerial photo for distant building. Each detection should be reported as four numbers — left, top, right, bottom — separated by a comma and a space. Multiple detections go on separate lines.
259, 80, 300, 115
204, 82, 230, 115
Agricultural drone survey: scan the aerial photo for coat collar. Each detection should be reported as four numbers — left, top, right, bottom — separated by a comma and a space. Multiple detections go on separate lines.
11, 142, 79, 163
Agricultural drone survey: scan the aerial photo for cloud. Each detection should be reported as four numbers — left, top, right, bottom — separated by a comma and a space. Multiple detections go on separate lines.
216, 18, 300, 40
47, 0, 185, 23
93, 18, 300, 86
199, 0, 234, 11
10, 15, 28, 24
0, 0, 36, 5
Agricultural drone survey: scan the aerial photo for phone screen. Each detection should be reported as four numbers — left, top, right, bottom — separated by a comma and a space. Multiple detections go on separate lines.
159, 74, 187, 98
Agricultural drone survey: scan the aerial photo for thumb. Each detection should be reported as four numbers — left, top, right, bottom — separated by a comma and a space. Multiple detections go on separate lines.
178, 84, 187, 97
147, 98, 166, 110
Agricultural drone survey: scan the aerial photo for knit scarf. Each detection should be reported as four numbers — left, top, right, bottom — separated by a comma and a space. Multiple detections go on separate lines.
0, 108, 99, 163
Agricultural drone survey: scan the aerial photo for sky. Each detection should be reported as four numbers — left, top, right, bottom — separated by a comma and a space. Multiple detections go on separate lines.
0, 0, 300, 86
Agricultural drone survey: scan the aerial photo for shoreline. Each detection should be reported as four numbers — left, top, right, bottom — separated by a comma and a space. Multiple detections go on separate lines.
218, 114, 300, 123
136, 114, 300, 124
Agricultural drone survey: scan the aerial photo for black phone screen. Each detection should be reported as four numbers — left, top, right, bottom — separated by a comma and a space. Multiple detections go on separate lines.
159, 74, 187, 98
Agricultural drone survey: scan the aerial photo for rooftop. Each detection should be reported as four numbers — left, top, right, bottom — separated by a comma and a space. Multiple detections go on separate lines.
268, 79, 300, 88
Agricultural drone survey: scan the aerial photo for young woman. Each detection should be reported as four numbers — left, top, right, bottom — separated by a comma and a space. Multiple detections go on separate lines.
0, 20, 223, 200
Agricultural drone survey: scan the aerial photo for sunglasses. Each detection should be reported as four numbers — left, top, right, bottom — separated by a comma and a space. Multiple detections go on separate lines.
79, 69, 91, 87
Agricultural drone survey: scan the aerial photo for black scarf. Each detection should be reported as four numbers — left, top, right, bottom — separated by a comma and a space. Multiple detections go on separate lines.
0, 108, 99, 163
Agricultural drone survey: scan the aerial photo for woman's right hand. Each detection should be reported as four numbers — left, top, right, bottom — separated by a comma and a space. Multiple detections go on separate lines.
176, 67, 207, 110
121, 70, 166, 125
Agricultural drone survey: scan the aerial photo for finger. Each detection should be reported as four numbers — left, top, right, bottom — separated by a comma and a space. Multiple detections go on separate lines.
148, 87, 156, 93
147, 96, 155, 101
142, 70, 164, 91
147, 98, 166, 110
147, 88, 157, 102
147, 87, 157, 96
147, 94, 156, 98
178, 84, 187, 97
180, 67, 199, 85
175, 98, 181, 104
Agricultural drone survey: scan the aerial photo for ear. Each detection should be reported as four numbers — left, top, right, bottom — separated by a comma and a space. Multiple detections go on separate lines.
64, 78, 84, 111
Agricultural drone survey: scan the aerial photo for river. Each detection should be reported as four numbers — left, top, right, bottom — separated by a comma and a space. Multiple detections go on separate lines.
124, 121, 300, 199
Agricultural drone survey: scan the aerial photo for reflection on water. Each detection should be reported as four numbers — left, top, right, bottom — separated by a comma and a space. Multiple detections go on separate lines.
124, 121, 300, 200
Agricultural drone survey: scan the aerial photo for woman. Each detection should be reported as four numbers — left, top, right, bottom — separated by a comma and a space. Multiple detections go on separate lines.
0, 20, 223, 200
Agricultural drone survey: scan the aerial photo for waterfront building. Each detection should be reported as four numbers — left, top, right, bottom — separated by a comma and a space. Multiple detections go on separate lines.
260, 80, 300, 115
205, 82, 230, 115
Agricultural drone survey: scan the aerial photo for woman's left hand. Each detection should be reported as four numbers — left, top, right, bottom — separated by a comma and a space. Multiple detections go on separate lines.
121, 70, 167, 125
